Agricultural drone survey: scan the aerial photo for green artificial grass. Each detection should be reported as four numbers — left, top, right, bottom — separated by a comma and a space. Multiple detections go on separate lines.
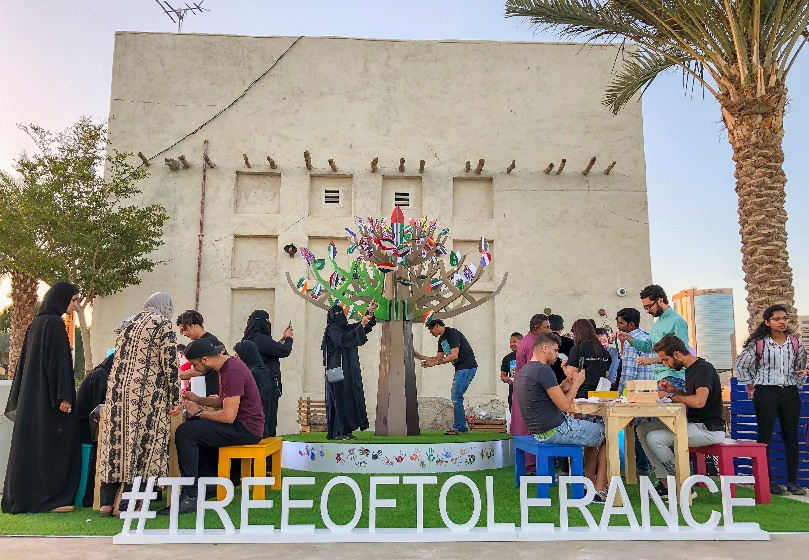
282, 430, 510, 444
1, 467, 808, 536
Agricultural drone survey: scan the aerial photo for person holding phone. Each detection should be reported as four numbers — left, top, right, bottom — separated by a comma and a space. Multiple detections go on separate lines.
321, 302, 377, 440
242, 310, 293, 437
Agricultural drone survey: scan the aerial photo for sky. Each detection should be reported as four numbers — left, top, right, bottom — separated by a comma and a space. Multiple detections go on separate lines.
1, 0, 808, 345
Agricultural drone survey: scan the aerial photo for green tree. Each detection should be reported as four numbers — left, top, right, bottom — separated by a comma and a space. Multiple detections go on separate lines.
505, 0, 808, 328
0, 117, 168, 370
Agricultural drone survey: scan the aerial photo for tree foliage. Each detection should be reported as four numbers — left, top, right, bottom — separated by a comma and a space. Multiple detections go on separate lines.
0, 117, 168, 367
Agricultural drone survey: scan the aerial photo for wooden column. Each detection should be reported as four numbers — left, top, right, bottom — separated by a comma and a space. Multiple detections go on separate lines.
375, 319, 420, 436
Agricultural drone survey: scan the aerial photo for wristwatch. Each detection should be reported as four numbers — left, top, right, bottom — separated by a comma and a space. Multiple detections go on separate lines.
193, 410, 203, 419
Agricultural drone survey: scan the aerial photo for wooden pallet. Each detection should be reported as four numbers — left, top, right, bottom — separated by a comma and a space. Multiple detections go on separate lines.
298, 397, 327, 433
468, 418, 507, 433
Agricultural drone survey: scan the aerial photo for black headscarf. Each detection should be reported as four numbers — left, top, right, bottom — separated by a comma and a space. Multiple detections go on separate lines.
39, 282, 79, 317
322, 304, 351, 353
233, 340, 264, 370
243, 309, 272, 340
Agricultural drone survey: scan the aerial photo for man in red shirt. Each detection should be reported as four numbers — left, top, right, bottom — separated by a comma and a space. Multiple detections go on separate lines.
160, 338, 265, 515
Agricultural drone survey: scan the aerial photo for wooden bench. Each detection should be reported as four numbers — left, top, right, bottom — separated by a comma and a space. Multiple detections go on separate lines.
469, 418, 507, 433
217, 437, 282, 501
513, 436, 585, 498
298, 397, 327, 433
690, 440, 771, 504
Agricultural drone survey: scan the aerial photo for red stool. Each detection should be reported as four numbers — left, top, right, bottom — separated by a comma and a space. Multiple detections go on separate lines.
690, 441, 771, 504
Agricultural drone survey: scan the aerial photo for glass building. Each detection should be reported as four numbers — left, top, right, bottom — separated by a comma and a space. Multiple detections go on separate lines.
672, 288, 735, 372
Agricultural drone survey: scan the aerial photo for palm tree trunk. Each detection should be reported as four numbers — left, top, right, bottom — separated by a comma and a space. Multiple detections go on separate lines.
721, 84, 794, 330
8, 271, 38, 378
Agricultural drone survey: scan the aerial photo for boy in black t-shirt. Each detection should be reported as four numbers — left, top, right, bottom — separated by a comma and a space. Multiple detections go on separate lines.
177, 310, 225, 397
500, 332, 522, 409
415, 319, 478, 435
636, 334, 726, 497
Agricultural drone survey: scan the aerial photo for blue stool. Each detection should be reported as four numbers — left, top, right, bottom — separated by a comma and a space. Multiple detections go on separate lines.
513, 436, 585, 498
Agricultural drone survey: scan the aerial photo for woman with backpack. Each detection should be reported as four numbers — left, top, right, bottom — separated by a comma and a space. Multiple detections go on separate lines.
735, 304, 808, 496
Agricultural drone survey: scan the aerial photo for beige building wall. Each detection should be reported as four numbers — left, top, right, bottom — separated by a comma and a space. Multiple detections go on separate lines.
94, 33, 653, 435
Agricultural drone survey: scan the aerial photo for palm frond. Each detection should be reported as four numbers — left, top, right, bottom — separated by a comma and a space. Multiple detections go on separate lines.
604, 48, 689, 113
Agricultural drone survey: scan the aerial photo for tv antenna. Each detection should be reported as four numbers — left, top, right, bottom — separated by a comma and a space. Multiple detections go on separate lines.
155, 0, 209, 33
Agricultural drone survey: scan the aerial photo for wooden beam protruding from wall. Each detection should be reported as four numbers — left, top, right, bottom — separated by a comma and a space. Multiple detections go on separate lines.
465, 161, 471, 173
419, 160, 425, 174
267, 156, 277, 169
328, 159, 338, 172
371, 157, 379, 173
543, 163, 554, 174
474, 159, 484, 174
399, 158, 405, 173
304, 151, 313, 171
178, 155, 191, 170
243, 154, 251, 168
506, 160, 516, 174
137, 152, 150, 167
555, 159, 566, 175
604, 161, 616, 175
582, 157, 596, 176
165, 158, 180, 171
203, 154, 215, 169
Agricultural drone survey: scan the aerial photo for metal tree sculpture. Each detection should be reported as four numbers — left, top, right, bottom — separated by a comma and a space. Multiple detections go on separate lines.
286, 207, 507, 435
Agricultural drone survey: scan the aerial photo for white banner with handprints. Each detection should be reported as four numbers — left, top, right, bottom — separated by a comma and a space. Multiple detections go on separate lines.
282, 440, 514, 473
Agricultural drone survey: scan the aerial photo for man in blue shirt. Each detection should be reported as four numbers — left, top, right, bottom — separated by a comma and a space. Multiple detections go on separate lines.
616, 285, 689, 392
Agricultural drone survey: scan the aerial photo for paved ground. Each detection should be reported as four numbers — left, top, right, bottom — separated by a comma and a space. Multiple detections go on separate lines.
2, 535, 809, 559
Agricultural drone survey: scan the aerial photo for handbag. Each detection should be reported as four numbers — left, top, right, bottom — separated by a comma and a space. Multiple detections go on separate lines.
325, 366, 344, 383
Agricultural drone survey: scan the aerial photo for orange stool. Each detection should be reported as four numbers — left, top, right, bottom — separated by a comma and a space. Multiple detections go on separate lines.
217, 437, 282, 501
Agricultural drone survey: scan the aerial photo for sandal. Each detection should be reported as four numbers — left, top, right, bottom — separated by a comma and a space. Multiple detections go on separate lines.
49, 505, 75, 513
99, 506, 113, 518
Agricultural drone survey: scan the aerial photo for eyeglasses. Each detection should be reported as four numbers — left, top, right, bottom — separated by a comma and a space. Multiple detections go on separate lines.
642, 301, 659, 311
769, 316, 789, 322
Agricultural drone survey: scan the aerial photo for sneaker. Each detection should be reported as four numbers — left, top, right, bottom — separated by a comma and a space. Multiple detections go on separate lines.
333, 435, 350, 441
786, 482, 807, 496
770, 483, 787, 496
158, 494, 197, 516
653, 482, 696, 500
346, 433, 357, 440
592, 490, 608, 504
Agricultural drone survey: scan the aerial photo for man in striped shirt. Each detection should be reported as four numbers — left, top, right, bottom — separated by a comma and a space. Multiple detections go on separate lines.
616, 307, 656, 477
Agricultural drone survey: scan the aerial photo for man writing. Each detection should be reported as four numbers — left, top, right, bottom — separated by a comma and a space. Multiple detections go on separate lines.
415, 319, 477, 435
160, 338, 265, 515
514, 332, 608, 502
636, 334, 725, 498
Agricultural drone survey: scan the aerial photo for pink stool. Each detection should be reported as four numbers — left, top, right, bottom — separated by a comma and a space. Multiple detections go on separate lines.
690, 441, 771, 504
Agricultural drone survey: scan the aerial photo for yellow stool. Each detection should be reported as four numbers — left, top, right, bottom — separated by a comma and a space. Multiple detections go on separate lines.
217, 437, 282, 501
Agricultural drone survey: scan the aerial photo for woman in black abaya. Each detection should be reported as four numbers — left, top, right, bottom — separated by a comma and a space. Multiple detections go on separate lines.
233, 339, 273, 438
322, 304, 375, 440
242, 310, 293, 437
2, 282, 82, 514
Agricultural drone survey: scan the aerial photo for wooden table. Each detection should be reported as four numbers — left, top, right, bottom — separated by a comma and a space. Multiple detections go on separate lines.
571, 401, 690, 502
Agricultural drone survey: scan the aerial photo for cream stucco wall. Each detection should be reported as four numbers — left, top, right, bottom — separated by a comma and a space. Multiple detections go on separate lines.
94, 33, 652, 435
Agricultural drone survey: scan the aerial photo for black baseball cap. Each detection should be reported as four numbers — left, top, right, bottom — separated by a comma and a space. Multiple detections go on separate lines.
426, 319, 445, 329
184, 338, 225, 360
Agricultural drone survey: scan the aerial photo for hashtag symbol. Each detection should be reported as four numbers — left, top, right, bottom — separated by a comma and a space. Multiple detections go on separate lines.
120, 476, 158, 535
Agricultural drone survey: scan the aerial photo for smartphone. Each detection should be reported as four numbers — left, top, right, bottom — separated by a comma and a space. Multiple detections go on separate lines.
287, 321, 292, 329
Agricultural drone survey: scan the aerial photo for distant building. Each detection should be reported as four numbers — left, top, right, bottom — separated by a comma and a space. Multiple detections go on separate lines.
799, 316, 809, 349
672, 288, 735, 371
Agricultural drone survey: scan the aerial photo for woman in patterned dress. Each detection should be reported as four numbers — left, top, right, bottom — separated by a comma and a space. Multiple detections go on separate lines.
96, 292, 181, 516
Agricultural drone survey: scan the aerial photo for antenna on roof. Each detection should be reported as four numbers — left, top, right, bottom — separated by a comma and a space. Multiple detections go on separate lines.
154, 0, 209, 33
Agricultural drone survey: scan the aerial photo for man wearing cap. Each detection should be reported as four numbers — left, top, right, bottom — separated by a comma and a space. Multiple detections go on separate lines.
415, 319, 477, 435
160, 338, 265, 515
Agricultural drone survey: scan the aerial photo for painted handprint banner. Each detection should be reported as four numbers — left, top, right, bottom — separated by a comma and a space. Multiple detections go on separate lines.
282, 440, 513, 473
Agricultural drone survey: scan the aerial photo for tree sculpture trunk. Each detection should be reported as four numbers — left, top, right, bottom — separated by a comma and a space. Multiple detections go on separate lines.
375, 320, 420, 436
721, 81, 794, 330
8, 271, 38, 378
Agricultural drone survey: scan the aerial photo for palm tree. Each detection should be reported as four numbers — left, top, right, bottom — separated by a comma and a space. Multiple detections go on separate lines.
505, 0, 808, 329
6, 271, 39, 378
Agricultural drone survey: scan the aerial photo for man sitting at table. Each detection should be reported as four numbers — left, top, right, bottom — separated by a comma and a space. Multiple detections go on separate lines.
637, 333, 725, 498
515, 332, 609, 502
159, 338, 265, 515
